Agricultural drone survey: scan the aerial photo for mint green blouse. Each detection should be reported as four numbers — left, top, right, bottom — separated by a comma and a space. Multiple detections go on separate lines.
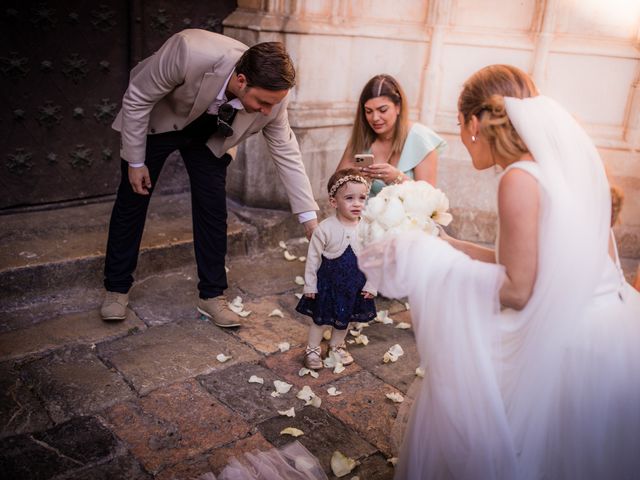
369, 123, 447, 196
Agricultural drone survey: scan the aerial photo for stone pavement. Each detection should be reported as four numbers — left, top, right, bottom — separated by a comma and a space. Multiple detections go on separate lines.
0, 194, 415, 480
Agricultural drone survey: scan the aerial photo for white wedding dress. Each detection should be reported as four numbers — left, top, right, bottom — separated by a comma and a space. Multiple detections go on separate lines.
359, 96, 640, 480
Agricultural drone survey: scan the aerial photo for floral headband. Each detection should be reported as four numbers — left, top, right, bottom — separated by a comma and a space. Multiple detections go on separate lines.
328, 175, 370, 198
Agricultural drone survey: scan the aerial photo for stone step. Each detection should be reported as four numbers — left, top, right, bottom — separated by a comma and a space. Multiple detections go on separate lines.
0, 192, 302, 309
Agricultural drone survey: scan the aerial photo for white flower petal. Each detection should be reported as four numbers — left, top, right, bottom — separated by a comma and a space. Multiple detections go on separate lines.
375, 310, 394, 325
388, 457, 398, 466
294, 293, 303, 299
383, 344, 405, 363
269, 309, 284, 318
278, 342, 290, 352
331, 451, 358, 477
296, 385, 315, 402
294, 276, 305, 286
385, 391, 404, 403
280, 427, 304, 437
404, 302, 410, 310
237, 310, 251, 317
327, 387, 342, 396
230, 296, 243, 308
225, 266, 230, 273
306, 395, 322, 408
278, 407, 296, 417
274, 380, 293, 394
395, 322, 411, 329
278, 240, 287, 249
248, 375, 264, 384
284, 250, 297, 261
216, 353, 232, 363
298, 256, 306, 262
355, 334, 369, 346
415, 367, 425, 378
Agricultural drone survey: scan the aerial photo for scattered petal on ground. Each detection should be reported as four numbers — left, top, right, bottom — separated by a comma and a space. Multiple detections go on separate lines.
280, 427, 304, 437
298, 256, 306, 262
269, 309, 284, 318
294, 276, 305, 285
296, 385, 315, 402
274, 380, 293, 394
228, 296, 252, 317
216, 353, 232, 363
248, 375, 264, 384
295, 293, 303, 299
278, 342, 290, 352
277, 407, 296, 417
383, 344, 405, 363
385, 391, 404, 403
395, 322, 411, 329
225, 266, 230, 273
388, 457, 398, 466
415, 367, 425, 378
298, 367, 319, 378
327, 387, 342, 396
323, 350, 345, 373
375, 310, 394, 325
279, 241, 287, 249
284, 250, 297, 261
331, 450, 358, 477
355, 334, 369, 346
405, 302, 410, 310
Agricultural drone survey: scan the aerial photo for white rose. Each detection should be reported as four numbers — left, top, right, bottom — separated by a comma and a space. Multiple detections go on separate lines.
363, 196, 385, 220
378, 197, 405, 229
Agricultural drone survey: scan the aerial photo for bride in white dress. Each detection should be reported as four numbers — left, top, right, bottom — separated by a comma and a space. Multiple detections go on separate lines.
359, 65, 640, 479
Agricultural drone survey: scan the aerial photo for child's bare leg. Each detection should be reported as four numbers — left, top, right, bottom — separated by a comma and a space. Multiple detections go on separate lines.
304, 323, 324, 370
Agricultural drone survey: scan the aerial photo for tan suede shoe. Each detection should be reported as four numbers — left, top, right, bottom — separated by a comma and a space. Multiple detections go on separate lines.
197, 297, 241, 328
100, 291, 129, 321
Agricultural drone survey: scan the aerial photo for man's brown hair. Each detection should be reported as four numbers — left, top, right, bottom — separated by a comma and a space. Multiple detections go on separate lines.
235, 42, 296, 91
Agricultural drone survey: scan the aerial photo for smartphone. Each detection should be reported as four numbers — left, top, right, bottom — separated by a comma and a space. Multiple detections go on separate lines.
354, 153, 375, 169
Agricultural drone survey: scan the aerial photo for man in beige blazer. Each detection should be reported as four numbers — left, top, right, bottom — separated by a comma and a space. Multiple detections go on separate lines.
101, 29, 319, 326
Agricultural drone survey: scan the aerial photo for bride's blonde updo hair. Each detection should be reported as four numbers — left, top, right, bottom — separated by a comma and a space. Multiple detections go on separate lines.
458, 65, 539, 163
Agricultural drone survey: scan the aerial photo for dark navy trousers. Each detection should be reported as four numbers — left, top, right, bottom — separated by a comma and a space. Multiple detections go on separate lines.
104, 113, 231, 299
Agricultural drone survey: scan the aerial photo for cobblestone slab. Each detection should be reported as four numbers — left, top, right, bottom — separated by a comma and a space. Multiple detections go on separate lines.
103, 379, 251, 475
263, 346, 361, 389
0, 416, 120, 480
349, 315, 420, 393
54, 454, 152, 480
155, 433, 272, 480
0, 309, 145, 362
198, 363, 302, 424
227, 249, 306, 297
351, 452, 396, 479
322, 370, 404, 456
22, 345, 134, 424
229, 296, 309, 354
257, 405, 377, 474
98, 319, 260, 394
0, 362, 51, 439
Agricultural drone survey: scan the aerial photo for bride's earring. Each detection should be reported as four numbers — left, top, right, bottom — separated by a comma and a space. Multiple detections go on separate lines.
471, 135, 476, 143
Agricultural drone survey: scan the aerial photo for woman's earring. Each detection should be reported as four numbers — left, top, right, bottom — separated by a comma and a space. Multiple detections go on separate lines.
471, 135, 476, 143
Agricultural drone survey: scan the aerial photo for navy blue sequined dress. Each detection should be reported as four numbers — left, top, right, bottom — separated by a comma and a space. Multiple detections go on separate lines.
296, 245, 376, 330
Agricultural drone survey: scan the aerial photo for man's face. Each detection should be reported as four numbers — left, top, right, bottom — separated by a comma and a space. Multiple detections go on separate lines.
238, 85, 288, 115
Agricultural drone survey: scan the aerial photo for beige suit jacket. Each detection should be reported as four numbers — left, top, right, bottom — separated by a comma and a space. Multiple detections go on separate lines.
112, 29, 318, 215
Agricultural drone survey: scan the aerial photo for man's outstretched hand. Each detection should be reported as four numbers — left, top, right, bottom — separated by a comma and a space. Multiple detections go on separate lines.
128, 165, 152, 195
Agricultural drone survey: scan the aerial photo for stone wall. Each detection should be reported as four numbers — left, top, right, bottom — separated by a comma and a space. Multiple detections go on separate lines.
224, 0, 640, 258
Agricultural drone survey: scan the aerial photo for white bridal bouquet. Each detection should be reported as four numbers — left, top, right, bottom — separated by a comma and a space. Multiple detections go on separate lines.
358, 180, 453, 244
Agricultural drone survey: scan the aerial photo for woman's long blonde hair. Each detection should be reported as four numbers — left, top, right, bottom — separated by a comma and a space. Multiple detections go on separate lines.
346, 74, 410, 159
458, 65, 539, 164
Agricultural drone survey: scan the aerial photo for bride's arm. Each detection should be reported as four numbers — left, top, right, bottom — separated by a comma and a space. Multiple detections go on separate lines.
495, 169, 539, 310
439, 229, 496, 263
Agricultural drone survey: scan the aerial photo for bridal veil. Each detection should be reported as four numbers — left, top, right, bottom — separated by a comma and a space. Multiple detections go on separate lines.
359, 96, 640, 479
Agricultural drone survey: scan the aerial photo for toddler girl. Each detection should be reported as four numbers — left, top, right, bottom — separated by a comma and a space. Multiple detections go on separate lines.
296, 168, 377, 369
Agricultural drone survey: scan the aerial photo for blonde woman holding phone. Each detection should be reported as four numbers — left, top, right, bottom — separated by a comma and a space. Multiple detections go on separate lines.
336, 74, 447, 196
